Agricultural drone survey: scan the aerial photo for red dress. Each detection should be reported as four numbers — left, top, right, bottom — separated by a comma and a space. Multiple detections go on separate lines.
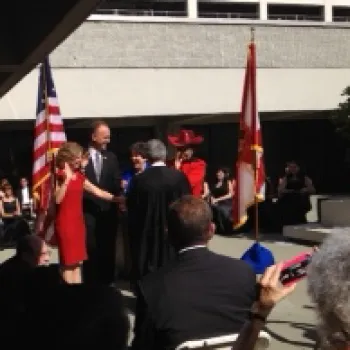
180, 158, 206, 197
167, 158, 206, 197
55, 171, 87, 266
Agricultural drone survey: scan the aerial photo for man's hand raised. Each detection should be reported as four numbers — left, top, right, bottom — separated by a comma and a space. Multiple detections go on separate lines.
255, 263, 296, 318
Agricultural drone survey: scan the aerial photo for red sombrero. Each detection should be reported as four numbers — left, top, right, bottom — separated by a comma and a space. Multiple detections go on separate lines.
168, 129, 204, 147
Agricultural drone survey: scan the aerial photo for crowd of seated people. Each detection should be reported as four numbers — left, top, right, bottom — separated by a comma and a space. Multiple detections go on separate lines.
0, 197, 347, 350
201, 160, 316, 235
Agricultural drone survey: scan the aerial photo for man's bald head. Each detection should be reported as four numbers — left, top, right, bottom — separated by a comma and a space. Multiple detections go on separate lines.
91, 120, 111, 151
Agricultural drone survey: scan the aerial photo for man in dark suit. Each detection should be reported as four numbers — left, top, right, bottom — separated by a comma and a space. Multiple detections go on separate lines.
16, 177, 33, 219
83, 120, 121, 285
131, 196, 257, 350
127, 139, 191, 287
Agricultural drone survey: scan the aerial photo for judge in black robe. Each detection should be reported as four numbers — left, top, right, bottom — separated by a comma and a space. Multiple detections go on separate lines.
127, 139, 191, 286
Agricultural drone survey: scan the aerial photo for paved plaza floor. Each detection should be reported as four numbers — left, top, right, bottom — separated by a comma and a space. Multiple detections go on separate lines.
209, 234, 318, 350
0, 234, 318, 349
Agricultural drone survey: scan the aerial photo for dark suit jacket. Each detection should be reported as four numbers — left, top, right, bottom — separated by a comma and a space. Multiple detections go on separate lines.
132, 248, 257, 350
83, 150, 121, 213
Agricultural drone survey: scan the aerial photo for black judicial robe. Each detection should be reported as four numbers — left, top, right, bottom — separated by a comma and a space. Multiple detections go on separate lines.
127, 165, 190, 283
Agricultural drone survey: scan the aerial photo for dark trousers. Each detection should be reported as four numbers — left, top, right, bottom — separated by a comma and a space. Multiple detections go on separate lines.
234, 200, 280, 234
119, 211, 131, 278
83, 210, 118, 285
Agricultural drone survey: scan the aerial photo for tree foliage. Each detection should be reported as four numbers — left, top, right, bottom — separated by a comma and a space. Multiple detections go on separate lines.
332, 86, 350, 142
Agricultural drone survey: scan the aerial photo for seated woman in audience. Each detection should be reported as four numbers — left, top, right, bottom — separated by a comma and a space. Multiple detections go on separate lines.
0, 183, 30, 245
0, 183, 20, 217
278, 161, 315, 226
0, 178, 10, 200
206, 167, 234, 235
202, 180, 210, 200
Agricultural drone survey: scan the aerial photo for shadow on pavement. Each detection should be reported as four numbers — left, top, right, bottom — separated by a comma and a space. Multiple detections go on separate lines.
228, 232, 317, 246
266, 320, 318, 348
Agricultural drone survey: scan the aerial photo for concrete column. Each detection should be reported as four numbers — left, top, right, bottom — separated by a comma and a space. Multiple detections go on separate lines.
259, 1, 268, 21
324, 4, 333, 22
187, 0, 198, 19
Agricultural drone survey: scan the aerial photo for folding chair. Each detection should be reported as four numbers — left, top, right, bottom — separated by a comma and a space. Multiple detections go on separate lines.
176, 331, 271, 350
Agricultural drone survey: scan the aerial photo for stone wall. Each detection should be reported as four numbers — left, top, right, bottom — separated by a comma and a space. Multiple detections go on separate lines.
51, 21, 350, 68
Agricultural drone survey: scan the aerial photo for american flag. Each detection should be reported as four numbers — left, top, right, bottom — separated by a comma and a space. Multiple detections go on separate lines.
32, 57, 66, 244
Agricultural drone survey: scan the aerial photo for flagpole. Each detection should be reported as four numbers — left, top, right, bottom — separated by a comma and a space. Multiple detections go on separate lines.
240, 28, 275, 273
42, 59, 57, 210
42, 59, 55, 215
250, 27, 259, 242
42, 60, 51, 157
250, 26, 255, 43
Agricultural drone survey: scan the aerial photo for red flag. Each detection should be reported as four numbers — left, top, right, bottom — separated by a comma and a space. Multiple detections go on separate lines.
32, 57, 66, 245
233, 40, 265, 228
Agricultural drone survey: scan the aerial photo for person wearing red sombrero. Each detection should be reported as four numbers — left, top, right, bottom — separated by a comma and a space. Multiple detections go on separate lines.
168, 129, 206, 197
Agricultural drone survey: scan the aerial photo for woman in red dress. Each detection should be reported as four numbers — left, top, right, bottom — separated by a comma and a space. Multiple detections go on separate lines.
167, 129, 206, 197
55, 142, 118, 284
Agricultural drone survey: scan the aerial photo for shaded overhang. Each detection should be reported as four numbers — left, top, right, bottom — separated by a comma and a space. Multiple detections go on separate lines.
0, 0, 102, 98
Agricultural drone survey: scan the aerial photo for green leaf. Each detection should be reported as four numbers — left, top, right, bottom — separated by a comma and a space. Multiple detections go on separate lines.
332, 86, 350, 142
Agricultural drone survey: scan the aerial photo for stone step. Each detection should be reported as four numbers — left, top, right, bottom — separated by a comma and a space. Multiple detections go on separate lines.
307, 194, 329, 223
320, 197, 350, 227
283, 223, 346, 243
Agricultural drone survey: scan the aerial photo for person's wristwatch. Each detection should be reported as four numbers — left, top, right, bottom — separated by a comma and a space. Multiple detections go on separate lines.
249, 312, 267, 323
250, 302, 272, 323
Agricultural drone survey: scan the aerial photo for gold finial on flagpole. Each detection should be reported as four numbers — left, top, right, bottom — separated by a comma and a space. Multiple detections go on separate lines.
250, 27, 255, 43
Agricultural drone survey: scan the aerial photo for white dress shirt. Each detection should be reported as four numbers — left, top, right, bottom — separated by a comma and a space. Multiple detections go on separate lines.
178, 245, 206, 254
89, 147, 103, 177
152, 161, 166, 167
21, 187, 30, 205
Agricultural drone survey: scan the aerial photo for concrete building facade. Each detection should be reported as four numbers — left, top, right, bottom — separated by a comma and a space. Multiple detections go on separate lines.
1, 17, 350, 193
1, 19, 350, 122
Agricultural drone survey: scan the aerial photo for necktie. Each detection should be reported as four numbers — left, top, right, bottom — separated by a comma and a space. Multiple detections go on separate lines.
95, 152, 102, 181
